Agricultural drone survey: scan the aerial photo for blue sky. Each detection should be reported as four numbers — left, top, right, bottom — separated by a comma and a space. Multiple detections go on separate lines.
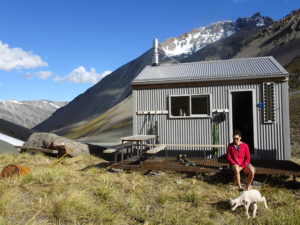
0, 0, 299, 101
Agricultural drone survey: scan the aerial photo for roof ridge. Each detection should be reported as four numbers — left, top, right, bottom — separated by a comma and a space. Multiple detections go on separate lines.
148, 56, 275, 68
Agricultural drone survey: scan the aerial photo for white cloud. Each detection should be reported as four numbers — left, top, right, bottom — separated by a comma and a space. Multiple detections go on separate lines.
0, 40, 47, 71
23, 72, 34, 79
37, 71, 52, 80
54, 66, 112, 84
23, 70, 52, 80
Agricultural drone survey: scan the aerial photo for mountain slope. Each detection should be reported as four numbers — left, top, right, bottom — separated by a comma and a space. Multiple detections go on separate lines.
34, 50, 153, 133
0, 118, 33, 141
0, 100, 67, 129
63, 96, 133, 144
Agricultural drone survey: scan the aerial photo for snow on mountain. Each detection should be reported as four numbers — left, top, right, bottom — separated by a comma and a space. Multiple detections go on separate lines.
161, 20, 235, 56
49, 102, 61, 109
256, 17, 265, 27
160, 13, 273, 57
0, 100, 68, 128
9, 100, 23, 105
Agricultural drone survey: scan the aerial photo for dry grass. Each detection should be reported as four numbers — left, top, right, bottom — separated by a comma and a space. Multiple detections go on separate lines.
0, 153, 299, 225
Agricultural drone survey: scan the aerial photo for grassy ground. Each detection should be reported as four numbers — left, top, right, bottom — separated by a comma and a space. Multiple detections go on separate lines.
0, 153, 299, 225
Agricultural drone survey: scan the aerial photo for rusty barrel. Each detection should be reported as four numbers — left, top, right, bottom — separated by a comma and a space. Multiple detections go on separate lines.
0, 165, 30, 178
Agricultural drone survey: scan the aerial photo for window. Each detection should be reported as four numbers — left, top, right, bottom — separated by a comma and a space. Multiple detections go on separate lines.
170, 94, 211, 117
191, 95, 210, 115
171, 96, 190, 116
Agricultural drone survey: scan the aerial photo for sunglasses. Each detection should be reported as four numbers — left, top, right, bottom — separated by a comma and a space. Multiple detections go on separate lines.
233, 137, 240, 140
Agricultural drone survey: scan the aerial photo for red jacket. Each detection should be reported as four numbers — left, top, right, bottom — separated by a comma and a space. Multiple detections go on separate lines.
226, 142, 250, 168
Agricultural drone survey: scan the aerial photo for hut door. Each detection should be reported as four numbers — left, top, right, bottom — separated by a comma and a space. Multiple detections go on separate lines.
230, 91, 255, 154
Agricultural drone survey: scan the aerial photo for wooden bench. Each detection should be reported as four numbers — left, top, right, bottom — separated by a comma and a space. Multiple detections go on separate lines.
146, 144, 167, 157
15, 146, 59, 154
103, 143, 133, 162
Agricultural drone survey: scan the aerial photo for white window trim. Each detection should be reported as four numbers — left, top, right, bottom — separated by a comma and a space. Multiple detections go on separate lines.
168, 94, 212, 119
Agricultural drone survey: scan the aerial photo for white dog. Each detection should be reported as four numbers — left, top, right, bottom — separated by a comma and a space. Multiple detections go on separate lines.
229, 189, 268, 218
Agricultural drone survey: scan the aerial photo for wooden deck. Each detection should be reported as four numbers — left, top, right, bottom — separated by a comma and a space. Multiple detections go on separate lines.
111, 157, 300, 177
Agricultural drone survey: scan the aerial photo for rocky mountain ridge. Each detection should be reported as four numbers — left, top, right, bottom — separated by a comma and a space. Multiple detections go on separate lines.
0, 100, 67, 129
160, 12, 273, 58
234, 9, 300, 65
182, 9, 300, 64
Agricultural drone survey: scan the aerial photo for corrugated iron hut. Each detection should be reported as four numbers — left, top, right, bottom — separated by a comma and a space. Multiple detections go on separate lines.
132, 52, 290, 160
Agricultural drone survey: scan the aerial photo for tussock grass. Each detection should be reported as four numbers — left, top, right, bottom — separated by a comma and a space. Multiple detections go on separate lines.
0, 153, 299, 224
21, 167, 71, 185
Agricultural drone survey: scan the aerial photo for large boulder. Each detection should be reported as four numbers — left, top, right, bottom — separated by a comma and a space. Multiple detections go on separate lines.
24, 132, 90, 157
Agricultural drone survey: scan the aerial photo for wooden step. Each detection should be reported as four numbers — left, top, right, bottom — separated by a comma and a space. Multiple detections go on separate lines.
103, 149, 117, 154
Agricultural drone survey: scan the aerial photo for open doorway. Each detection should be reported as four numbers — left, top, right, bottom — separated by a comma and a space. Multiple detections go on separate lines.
231, 91, 254, 154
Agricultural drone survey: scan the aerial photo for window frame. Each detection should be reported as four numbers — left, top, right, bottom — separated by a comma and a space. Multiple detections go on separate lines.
169, 94, 212, 118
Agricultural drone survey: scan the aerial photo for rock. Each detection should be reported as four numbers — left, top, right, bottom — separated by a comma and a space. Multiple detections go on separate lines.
24, 132, 90, 157
145, 170, 165, 176
106, 168, 123, 173
192, 174, 204, 180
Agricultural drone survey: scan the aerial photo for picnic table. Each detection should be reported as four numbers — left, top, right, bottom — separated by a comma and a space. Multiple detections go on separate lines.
121, 135, 156, 156
103, 135, 157, 163
103, 142, 134, 163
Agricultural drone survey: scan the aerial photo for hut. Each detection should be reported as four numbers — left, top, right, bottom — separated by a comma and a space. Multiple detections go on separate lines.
132, 45, 290, 160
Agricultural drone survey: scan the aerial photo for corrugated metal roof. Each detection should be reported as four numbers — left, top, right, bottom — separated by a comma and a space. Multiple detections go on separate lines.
132, 56, 288, 84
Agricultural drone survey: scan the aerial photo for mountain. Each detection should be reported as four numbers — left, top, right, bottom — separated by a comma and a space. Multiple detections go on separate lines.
0, 118, 33, 141
34, 10, 299, 142
234, 9, 300, 65
0, 100, 67, 129
182, 10, 300, 64
161, 12, 273, 60
160, 20, 235, 57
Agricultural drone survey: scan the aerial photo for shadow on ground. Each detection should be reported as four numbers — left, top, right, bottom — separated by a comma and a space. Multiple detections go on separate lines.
86, 143, 106, 156
254, 174, 300, 190
185, 170, 234, 185
185, 171, 300, 190
80, 162, 112, 171
211, 200, 230, 211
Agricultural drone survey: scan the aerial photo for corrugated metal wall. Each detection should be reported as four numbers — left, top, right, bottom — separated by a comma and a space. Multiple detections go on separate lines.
133, 82, 290, 160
